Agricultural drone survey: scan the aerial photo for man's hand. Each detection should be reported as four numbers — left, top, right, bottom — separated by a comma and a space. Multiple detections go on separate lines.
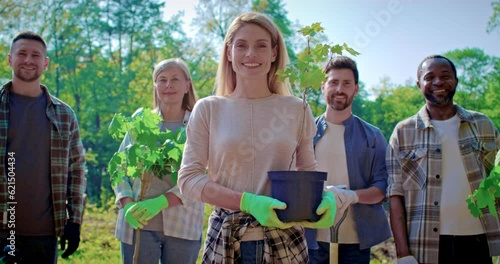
240, 192, 295, 229
299, 191, 336, 229
132, 195, 169, 222
397, 255, 419, 264
60, 222, 80, 258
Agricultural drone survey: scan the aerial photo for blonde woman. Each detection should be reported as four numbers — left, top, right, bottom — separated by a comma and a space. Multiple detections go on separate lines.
179, 12, 336, 263
114, 58, 204, 264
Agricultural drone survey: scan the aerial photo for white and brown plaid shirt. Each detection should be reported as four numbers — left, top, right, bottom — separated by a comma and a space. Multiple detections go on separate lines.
387, 104, 500, 263
202, 208, 308, 264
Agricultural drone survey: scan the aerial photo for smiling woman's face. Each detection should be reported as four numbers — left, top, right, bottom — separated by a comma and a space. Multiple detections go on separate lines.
227, 23, 277, 81
154, 66, 189, 106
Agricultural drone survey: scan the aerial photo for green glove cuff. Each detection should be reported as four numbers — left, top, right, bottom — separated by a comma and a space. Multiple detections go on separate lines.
298, 191, 336, 229
239, 192, 253, 212
241, 192, 277, 213
316, 191, 336, 228
317, 191, 336, 214
124, 202, 134, 212
152, 194, 169, 209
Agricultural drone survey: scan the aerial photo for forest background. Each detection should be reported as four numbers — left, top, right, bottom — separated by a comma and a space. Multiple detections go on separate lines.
0, 0, 499, 262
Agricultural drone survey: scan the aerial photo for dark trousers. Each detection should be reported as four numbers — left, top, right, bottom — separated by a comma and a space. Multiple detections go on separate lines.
1, 235, 58, 264
438, 234, 491, 264
308, 242, 370, 264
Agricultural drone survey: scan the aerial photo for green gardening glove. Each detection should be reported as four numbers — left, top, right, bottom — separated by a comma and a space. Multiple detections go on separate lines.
132, 194, 169, 222
240, 192, 295, 229
124, 202, 145, 229
298, 191, 336, 229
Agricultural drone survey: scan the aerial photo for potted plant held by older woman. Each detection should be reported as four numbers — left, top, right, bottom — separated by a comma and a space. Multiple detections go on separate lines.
269, 23, 359, 223
107, 108, 185, 264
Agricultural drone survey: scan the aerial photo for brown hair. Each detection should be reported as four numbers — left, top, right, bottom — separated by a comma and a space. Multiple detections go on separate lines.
10, 31, 47, 54
323, 56, 359, 84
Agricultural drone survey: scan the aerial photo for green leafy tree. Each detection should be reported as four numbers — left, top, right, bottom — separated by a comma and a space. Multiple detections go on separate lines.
177, 10, 219, 97
445, 48, 493, 110
279, 23, 359, 94
0, 42, 9, 83
192, 0, 251, 43
370, 77, 423, 140
0, 0, 200, 204
0, 0, 47, 42
350, 81, 373, 123
487, 0, 500, 33
184, 49, 219, 97
481, 58, 500, 128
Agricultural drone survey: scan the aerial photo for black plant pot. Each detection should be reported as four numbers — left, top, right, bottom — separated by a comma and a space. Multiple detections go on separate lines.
268, 171, 327, 222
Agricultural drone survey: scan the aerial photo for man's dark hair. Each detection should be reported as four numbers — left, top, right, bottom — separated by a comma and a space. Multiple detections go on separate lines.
10, 31, 47, 53
417, 55, 457, 80
323, 56, 359, 84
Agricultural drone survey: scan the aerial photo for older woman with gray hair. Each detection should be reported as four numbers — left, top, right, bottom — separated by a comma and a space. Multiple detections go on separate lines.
113, 58, 204, 264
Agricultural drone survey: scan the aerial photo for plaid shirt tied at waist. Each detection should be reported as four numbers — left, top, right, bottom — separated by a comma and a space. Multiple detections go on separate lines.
202, 208, 309, 264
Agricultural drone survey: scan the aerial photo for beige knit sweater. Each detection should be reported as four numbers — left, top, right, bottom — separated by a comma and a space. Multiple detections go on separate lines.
178, 94, 318, 203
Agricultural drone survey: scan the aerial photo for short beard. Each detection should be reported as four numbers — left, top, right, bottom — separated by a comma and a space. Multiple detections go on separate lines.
425, 89, 455, 106
327, 93, 353, 111
14, 70, 41, 83
329, 102, 348, 111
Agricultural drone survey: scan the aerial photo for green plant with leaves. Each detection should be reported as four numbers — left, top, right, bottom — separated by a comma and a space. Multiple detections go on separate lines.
277, 23, 359, 169
277, 23, 359, 98
107, 107, 185, 188
107, 107, 186, 264
467, 164, 500, 218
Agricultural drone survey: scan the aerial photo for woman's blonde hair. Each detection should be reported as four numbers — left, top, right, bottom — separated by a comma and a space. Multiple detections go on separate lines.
152, 58, 198, 111
214, 12, 292, 96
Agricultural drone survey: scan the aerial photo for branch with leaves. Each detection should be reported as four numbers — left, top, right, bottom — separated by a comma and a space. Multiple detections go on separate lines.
467, 165, 500, 218
276, 23, 359, 169
277, 22, 360, 97
107, 107, 185, 187
107, 107, 186, 264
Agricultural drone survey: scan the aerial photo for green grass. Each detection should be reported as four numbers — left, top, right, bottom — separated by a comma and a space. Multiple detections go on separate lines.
58, 201, 210, 264
58, 202, 500, 264
58, 202, 121, 263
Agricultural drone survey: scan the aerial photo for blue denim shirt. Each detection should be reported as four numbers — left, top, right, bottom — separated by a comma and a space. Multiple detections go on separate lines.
313, 113, 391, 249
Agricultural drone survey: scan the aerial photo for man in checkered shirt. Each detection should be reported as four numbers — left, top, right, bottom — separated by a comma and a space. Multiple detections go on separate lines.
0, 31, 86, 263
387, 55, 500, 264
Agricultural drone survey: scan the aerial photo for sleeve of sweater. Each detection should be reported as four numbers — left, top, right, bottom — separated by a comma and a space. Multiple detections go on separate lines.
178, 99, 212, 202
295, 103, 318, 171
